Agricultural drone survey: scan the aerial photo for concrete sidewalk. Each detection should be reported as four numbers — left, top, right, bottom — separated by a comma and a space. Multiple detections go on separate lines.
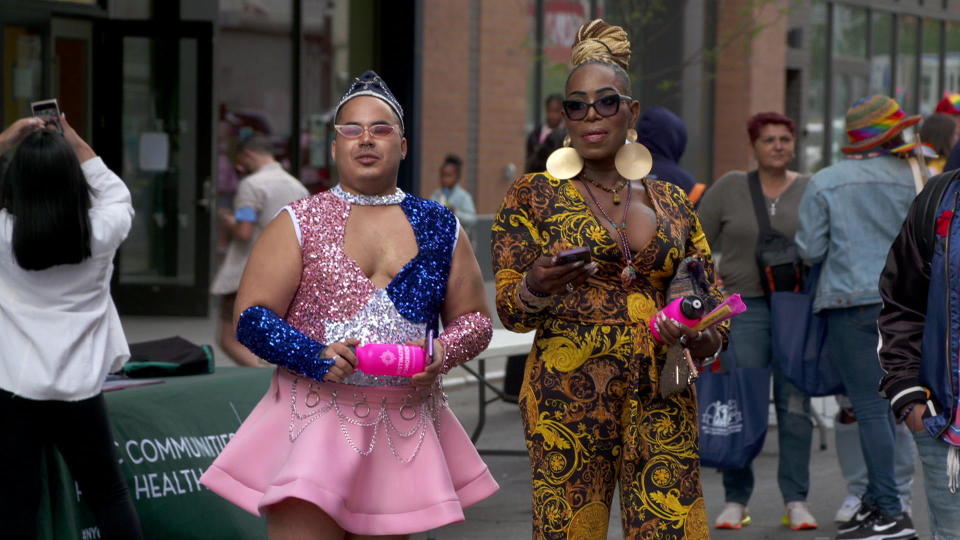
414, 388, 932, 540
120, 288, 934, 539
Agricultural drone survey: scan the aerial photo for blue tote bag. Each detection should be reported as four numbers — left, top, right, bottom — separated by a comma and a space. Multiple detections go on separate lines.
769, 264, 844, 396
696, 339, 771, 470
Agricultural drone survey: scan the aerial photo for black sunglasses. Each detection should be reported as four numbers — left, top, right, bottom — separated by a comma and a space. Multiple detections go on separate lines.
562, 94, 633, 121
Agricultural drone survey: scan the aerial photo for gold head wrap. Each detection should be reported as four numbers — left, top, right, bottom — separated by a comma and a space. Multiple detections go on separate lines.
570, 19, 630, 69
547, 19, 648, 183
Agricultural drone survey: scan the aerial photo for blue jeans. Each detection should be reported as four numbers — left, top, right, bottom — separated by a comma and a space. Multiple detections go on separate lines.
835, 406, 915, 505
824, 304, 900, 516
913, 433, 960, 540
722, 297, 814, 505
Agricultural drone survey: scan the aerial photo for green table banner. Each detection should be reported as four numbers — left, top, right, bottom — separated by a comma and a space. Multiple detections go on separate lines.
39, 367, 272, 540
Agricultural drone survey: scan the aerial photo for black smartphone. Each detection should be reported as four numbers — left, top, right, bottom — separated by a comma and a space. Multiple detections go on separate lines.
555, 247, 591, 265
31, 99, 62, 134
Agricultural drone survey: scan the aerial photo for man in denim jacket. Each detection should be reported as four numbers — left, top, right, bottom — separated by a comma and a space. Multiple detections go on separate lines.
796, 95, 920, 540
879, 164, 960, 539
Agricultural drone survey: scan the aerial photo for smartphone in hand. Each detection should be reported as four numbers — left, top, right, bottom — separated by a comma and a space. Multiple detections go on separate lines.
31, 99, 62, 134
555, 247, 591, 265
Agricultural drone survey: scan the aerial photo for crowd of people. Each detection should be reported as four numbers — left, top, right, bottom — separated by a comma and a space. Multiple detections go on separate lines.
4, 15, 960, 540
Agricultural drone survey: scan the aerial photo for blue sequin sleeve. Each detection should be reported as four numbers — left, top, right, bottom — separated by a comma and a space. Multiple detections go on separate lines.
236, 305, 334, 381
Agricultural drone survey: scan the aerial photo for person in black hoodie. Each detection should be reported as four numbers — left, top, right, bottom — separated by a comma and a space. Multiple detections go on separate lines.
636, 106, 706, 203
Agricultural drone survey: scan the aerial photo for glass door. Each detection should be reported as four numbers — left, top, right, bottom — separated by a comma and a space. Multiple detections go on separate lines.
94, 21, 213, 315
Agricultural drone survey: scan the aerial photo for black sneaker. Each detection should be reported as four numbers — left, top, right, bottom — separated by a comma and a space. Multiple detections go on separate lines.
837, 504, 877, 534
836, 511, 917, 540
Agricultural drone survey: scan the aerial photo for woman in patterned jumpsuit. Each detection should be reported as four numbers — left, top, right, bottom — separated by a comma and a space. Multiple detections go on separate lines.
492, 20, 727, 540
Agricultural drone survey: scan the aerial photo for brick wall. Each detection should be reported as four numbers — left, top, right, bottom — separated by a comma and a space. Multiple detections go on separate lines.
419, 0, 530, 215
419, 0, 471, 202
475, 0, 529, 215
712, 0, 788, 180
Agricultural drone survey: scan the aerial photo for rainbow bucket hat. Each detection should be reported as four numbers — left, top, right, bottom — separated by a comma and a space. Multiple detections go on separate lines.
842, 94, 921, 154
935, 93, 960, 115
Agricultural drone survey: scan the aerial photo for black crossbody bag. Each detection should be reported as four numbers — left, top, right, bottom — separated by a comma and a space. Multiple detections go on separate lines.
747, 171, 803, 295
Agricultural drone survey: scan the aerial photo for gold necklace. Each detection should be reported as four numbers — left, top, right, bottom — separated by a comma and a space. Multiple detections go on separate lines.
580, 173, 630, 204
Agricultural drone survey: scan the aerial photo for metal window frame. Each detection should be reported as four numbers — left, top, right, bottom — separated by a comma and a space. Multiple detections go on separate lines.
823, 1, 835, 166
818, 1, 956, 167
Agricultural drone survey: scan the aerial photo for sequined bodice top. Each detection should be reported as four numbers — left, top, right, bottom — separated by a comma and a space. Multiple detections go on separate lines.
284, 191, 458, 386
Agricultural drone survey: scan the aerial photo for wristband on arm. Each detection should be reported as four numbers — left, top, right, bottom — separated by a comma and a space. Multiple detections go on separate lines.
236, 305, 334, 381
438, 312, 493, 373
897, 402, 919, 424
234, 206, 258, 222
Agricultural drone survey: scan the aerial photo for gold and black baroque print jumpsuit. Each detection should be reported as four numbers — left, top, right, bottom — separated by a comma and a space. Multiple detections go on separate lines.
492, 173, 727, 540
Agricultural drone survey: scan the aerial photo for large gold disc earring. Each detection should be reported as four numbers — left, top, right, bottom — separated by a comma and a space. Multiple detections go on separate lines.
615, 135, 653, 181
546, 135, 583, 179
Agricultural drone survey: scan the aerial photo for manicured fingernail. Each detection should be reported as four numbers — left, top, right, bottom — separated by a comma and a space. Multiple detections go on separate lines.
670, 318, 681, 326
588, 266, 599, 275
551, 257, 558, 265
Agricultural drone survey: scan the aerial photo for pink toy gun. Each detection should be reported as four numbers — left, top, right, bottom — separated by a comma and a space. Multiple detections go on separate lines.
650, 293, 747, 342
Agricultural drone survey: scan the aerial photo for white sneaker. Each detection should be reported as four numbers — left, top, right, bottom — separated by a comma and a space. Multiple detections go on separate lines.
715, 502, 750, 529
783, 501, 818, 530
835, 495, 862, 523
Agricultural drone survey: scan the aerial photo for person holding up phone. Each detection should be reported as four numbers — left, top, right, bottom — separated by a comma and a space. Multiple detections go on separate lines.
492, 20, 726, 538
0, 116, 143, 538
31, 98, 63, 134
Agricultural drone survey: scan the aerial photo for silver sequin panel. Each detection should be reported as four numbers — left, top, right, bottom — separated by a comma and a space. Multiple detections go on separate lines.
324, 288, 427, 386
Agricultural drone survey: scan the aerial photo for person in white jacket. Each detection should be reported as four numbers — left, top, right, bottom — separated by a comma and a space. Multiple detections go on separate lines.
0, 115, 143, 538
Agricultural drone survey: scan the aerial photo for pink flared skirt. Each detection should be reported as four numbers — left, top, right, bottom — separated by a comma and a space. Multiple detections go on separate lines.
200, 369, 499, 536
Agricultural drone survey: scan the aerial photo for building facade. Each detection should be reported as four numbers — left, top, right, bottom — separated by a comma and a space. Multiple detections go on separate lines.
4, 0, 960, 315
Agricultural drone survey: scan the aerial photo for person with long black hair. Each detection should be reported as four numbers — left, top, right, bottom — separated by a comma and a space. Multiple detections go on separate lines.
0, 116, 143, 538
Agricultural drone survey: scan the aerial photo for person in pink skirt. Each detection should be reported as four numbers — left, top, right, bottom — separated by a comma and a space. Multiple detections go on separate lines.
200, 70, 499, 539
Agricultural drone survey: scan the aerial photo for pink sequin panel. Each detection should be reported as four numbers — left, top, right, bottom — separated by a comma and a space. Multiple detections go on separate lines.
439, 311, 493, 373
284, 193, 375, 343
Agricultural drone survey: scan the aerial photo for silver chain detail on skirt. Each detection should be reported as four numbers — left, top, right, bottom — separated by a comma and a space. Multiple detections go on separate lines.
288, 377, 443, 463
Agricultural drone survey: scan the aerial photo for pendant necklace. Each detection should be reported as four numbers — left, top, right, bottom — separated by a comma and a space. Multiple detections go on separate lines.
762, 173, 796, 217
580, 176, 638, 285
581, 173, 630, 204
769, 196, 780, 217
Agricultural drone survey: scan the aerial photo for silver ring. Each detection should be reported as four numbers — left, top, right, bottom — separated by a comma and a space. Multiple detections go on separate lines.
565, 283, 575, 293
331, 353, 342, 363
679, 335, 689, 347
353, 400, 371, 419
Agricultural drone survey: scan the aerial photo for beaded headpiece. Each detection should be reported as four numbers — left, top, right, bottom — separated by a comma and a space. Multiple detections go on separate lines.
334, 70, 405, 131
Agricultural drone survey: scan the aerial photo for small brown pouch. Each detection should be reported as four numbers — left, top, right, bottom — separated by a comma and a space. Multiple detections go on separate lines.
659, 344, 700, 398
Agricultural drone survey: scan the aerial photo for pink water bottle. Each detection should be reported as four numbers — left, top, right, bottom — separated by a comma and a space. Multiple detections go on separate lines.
649, 295, 707, 342
354, 343, 426, 377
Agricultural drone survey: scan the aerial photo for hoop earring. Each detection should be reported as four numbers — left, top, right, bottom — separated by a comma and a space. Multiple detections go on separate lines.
615, 129, 653, 180
546, 135, 583, 179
